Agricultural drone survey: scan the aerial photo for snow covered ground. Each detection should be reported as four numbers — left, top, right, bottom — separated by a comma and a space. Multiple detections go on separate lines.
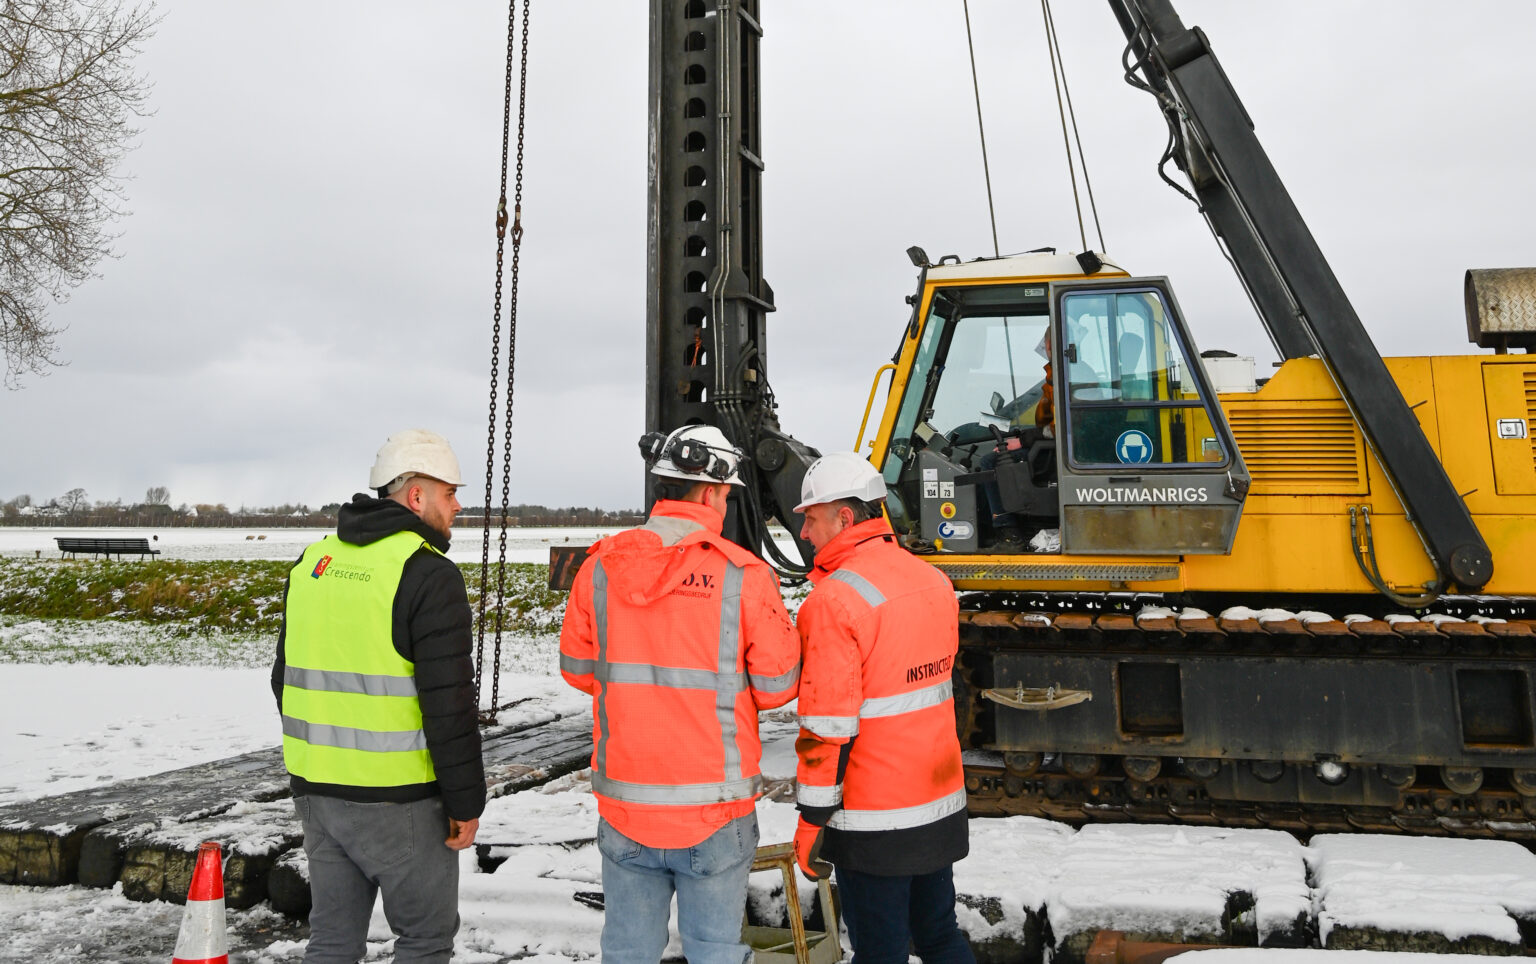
7, 602, 1536, 961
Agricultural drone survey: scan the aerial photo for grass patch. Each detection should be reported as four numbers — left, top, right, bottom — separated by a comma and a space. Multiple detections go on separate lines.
0, 558, 568, 637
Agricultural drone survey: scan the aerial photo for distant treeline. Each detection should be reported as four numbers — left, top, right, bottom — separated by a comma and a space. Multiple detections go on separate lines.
1, 496, 644, 529
459, 505, 646, 528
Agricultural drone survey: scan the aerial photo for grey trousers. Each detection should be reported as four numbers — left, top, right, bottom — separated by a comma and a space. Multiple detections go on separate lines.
295, 794, 460, 964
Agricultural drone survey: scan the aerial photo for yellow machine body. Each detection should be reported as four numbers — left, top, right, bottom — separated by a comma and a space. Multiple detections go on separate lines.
865, 254, 1536, 601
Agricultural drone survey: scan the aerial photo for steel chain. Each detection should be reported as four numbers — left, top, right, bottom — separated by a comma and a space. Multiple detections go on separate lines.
477, 0, 525, 722
490, 0, 532, 719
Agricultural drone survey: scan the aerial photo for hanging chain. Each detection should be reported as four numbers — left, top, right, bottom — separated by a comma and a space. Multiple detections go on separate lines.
489, 0, 532, 720
477, 0, 529, 723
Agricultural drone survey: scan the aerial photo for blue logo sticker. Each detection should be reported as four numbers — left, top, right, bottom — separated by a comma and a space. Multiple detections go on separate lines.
936, 520, 975, 540
1115, 429, 1154, 464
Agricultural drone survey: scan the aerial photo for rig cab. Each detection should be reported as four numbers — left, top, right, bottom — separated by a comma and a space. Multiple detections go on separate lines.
870, 251, 1249, 571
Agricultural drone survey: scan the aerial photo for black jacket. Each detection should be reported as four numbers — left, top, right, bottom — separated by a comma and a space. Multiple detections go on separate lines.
272, 494, 485, 820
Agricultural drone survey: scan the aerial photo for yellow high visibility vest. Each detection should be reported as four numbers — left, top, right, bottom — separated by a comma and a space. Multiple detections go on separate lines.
281, 530, 439, 787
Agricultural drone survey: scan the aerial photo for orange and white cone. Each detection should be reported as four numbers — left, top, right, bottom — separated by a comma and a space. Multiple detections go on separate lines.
172, 841, 229, 964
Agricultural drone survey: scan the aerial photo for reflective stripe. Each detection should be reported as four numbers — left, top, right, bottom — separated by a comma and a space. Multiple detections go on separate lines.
800, 714, 859, 738
828, 569, 886, 608
749, 664, 800, 694
590, 558, 756, 800
796, 781, 843, 809
716, 564, 745, 782
826, 785, 968, 832
560, 653, 596, 677
172, 893, 229, 958
592, 772, 761, 805
861, 679, 952, 719
800, 681, 949, 738
284, 666, 417, 698
642, 514, 704, 547
600, 661, 746, 691
282, 715, 427, 753
593, 560, 613, 779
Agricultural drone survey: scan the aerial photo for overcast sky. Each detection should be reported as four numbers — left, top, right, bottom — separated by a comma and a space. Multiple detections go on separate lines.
5, 1, 1535, 512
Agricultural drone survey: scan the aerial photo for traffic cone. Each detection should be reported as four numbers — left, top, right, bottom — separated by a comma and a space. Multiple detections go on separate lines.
171, 841, 229, 964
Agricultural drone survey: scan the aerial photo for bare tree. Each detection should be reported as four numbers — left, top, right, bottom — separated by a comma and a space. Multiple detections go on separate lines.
1, 1, 158, 387
58, 486, 88, 513
144, 484, 168, 505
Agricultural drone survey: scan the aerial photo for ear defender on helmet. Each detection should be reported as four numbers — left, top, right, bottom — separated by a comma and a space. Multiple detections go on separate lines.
638, 427, 745, 484
638, 431, 670, 466
669, 437, 733, 479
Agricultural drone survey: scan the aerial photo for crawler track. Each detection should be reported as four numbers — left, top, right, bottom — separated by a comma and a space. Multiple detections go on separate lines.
955, 593, 1536, 839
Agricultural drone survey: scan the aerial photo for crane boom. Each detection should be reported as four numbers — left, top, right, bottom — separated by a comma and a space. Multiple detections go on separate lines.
1109, 0, 1493, 591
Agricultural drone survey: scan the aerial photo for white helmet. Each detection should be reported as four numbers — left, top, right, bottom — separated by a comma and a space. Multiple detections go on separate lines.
640, 425, 743, 486
369, 429, 463, 492
794, 452, 886, 512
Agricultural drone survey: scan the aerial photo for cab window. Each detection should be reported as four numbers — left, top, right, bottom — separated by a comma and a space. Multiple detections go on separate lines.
1061, 289, 1226, 467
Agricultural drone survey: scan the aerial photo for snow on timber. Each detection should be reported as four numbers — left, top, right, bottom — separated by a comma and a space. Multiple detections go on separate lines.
1309, 835, 1536, 945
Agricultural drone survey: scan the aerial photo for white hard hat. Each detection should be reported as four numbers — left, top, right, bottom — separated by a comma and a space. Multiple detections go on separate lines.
794, 452, 886, 512
641, 425, 743, 486
369, 429, 463, 491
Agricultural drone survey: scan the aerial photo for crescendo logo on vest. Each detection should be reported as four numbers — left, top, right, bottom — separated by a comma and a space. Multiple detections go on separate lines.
311, 557, 372, 582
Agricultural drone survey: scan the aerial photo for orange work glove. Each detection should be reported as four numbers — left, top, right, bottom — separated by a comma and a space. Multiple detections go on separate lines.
794, 817, 831, 881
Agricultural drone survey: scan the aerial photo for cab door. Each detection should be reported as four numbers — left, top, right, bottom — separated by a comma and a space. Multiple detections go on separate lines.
1050, 277, 1250, 554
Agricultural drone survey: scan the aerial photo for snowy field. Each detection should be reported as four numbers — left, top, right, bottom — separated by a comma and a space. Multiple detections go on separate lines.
0, 525, 803, 567
7, 596, 1536, 960
0, 525, 622, 564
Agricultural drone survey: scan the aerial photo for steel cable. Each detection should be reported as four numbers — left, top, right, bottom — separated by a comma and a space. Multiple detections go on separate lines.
961, 0, 1000, 257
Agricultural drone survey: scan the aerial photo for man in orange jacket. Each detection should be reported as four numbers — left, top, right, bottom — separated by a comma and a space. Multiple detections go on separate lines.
560, 425, 801, 964
792, 452, 974, 964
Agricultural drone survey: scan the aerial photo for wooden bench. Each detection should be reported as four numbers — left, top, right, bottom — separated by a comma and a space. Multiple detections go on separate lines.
55, 537, 161, 560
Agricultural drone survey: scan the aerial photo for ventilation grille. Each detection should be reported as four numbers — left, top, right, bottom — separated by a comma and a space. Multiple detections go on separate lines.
1526, 369, 1536, 470
1226, 404, 1367, 494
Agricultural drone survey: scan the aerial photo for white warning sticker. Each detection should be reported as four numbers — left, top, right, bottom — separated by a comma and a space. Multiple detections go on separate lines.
939, 481, 955, 498
923, 481, 939, 499
922, 468, 939, 481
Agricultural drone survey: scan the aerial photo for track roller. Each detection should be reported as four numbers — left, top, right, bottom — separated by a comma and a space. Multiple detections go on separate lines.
1183, 757, 1222, 781
1123, 756, 1162, 783
1440, 765, 1484, 796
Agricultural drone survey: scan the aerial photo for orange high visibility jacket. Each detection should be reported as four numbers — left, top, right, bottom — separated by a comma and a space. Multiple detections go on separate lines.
560, 499, 801, 848
794, 517, 968, 874
1035, 360, 1055, 434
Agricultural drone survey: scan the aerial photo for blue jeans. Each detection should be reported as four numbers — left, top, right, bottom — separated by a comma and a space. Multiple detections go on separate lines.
596, 813, 759, 964
835, 864, 975, 964
295, 794, 459, 964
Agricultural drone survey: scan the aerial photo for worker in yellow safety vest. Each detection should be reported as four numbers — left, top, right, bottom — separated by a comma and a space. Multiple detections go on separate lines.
274, 429, 484, 964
